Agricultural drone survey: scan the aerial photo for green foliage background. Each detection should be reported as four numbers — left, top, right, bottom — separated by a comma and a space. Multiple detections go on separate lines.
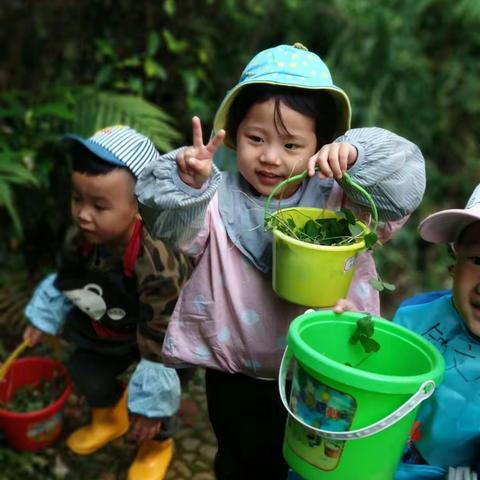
1, 0, 479, 314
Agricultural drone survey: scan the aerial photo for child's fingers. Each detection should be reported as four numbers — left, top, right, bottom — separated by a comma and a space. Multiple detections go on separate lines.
23, 326, 42, 346
130, 419, 146, 441
315, 146, 334, 178
336, 143, 351, 176
307, 153, 319, 176
178, 147, 200, 173
333, 299, 359, 313
206, 129, 226, 155
176, 149, 191, 175
192, 116, 204, 149
133, 419, 162, 441
326, 143, 344, 178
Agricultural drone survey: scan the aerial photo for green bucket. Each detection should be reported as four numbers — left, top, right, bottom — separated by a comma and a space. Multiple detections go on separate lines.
279, 310, 445, 480
271, 207, 368, 307
265, 171, 378, 307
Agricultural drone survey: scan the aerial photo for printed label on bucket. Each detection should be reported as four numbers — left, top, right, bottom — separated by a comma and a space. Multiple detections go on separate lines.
27, 411, 63, 442
285, 363, 356, 471
343, 255, 356, 272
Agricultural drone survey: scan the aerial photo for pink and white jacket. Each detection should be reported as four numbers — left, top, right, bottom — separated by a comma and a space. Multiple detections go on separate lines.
136, 127, 425, 379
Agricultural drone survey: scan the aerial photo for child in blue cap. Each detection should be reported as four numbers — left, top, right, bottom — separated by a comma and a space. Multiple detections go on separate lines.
22, 126, 191, 480
136, 43, 426, 478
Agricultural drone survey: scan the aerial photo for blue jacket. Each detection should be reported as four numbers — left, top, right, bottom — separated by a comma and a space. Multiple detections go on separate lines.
393, 291, 480, 478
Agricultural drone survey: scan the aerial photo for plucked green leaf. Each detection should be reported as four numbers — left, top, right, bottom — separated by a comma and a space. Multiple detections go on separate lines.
368, 277, 385, 291
364, 232, 378, 249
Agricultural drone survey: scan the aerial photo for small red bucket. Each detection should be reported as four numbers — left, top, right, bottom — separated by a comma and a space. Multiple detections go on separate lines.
0, 356, 72, 451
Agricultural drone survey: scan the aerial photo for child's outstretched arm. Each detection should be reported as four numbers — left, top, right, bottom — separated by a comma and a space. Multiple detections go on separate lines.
22, 274, 72, 345
310, 127, 425, 222
136, 118, 225, 248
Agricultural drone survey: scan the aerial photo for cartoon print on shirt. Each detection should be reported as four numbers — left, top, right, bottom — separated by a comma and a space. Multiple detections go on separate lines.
63, 283, 126, 321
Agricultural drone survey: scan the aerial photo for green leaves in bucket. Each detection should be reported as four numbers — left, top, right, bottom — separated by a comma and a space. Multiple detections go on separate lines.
267, 208, 369, 247
0, 371, 66, 413
349, 315, 381, 354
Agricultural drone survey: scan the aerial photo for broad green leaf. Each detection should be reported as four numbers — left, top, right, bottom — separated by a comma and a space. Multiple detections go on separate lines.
72, 90, 180, 152
95, 65, 113, 87
349, 223, 363, 237
118, 57, 142, 68
33, 103, 74, 121
144, 59, 167, 80
0, 181, 22, 237
147, 31, 162, 56
163, 30, 189, 53
163, 0, 176, 16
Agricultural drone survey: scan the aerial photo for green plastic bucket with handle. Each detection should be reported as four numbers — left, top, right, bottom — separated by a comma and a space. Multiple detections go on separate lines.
265, 171, 378, 307
279, 310, 445, 480
271, 207, 368, 307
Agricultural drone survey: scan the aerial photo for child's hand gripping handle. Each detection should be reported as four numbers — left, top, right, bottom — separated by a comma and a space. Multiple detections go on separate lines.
0, 339, 30, 381
264, 169, 378, 235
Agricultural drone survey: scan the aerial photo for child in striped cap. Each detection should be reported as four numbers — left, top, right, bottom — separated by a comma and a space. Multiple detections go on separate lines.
22, 125, 191, 480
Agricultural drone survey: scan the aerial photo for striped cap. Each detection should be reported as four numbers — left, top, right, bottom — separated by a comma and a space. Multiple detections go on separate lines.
63, 125, 160, 177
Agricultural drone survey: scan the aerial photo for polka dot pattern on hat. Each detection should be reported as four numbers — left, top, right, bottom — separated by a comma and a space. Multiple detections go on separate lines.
213, 43, 352, 147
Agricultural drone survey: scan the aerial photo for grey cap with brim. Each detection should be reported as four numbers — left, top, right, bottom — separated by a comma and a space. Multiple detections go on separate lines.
418, 184, 480, 244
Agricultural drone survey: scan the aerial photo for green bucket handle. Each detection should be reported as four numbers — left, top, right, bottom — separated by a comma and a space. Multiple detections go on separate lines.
264, 169, 379, 235
279, 347, 436, 440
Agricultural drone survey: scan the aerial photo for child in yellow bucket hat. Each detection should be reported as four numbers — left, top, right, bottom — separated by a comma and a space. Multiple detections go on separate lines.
136, 43, 426, 478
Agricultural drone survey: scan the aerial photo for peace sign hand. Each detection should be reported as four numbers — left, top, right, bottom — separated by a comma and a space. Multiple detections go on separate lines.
176, 116, 226, 189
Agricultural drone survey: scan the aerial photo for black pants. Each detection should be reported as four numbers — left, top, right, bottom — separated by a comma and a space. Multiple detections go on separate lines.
67, 347, 137, 408
67, 347, 178, 440
205, 369, 290, 480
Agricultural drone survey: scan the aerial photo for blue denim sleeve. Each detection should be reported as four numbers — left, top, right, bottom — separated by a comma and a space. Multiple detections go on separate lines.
24, 274, 72, 335
128, 359, 181, 418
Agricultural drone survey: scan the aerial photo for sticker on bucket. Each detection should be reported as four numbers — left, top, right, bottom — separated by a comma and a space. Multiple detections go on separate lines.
343, 255, 356, 272
279, 347, 436, 441
27, 411, 63, 442
285, 362, 356, 470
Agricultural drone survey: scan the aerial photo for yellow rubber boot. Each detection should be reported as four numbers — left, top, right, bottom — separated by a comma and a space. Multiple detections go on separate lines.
127, 438, 174, 480
66, 389, 129, 455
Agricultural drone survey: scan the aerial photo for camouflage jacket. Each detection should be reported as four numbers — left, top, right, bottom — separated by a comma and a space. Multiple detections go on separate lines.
54, 223, 191, 362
